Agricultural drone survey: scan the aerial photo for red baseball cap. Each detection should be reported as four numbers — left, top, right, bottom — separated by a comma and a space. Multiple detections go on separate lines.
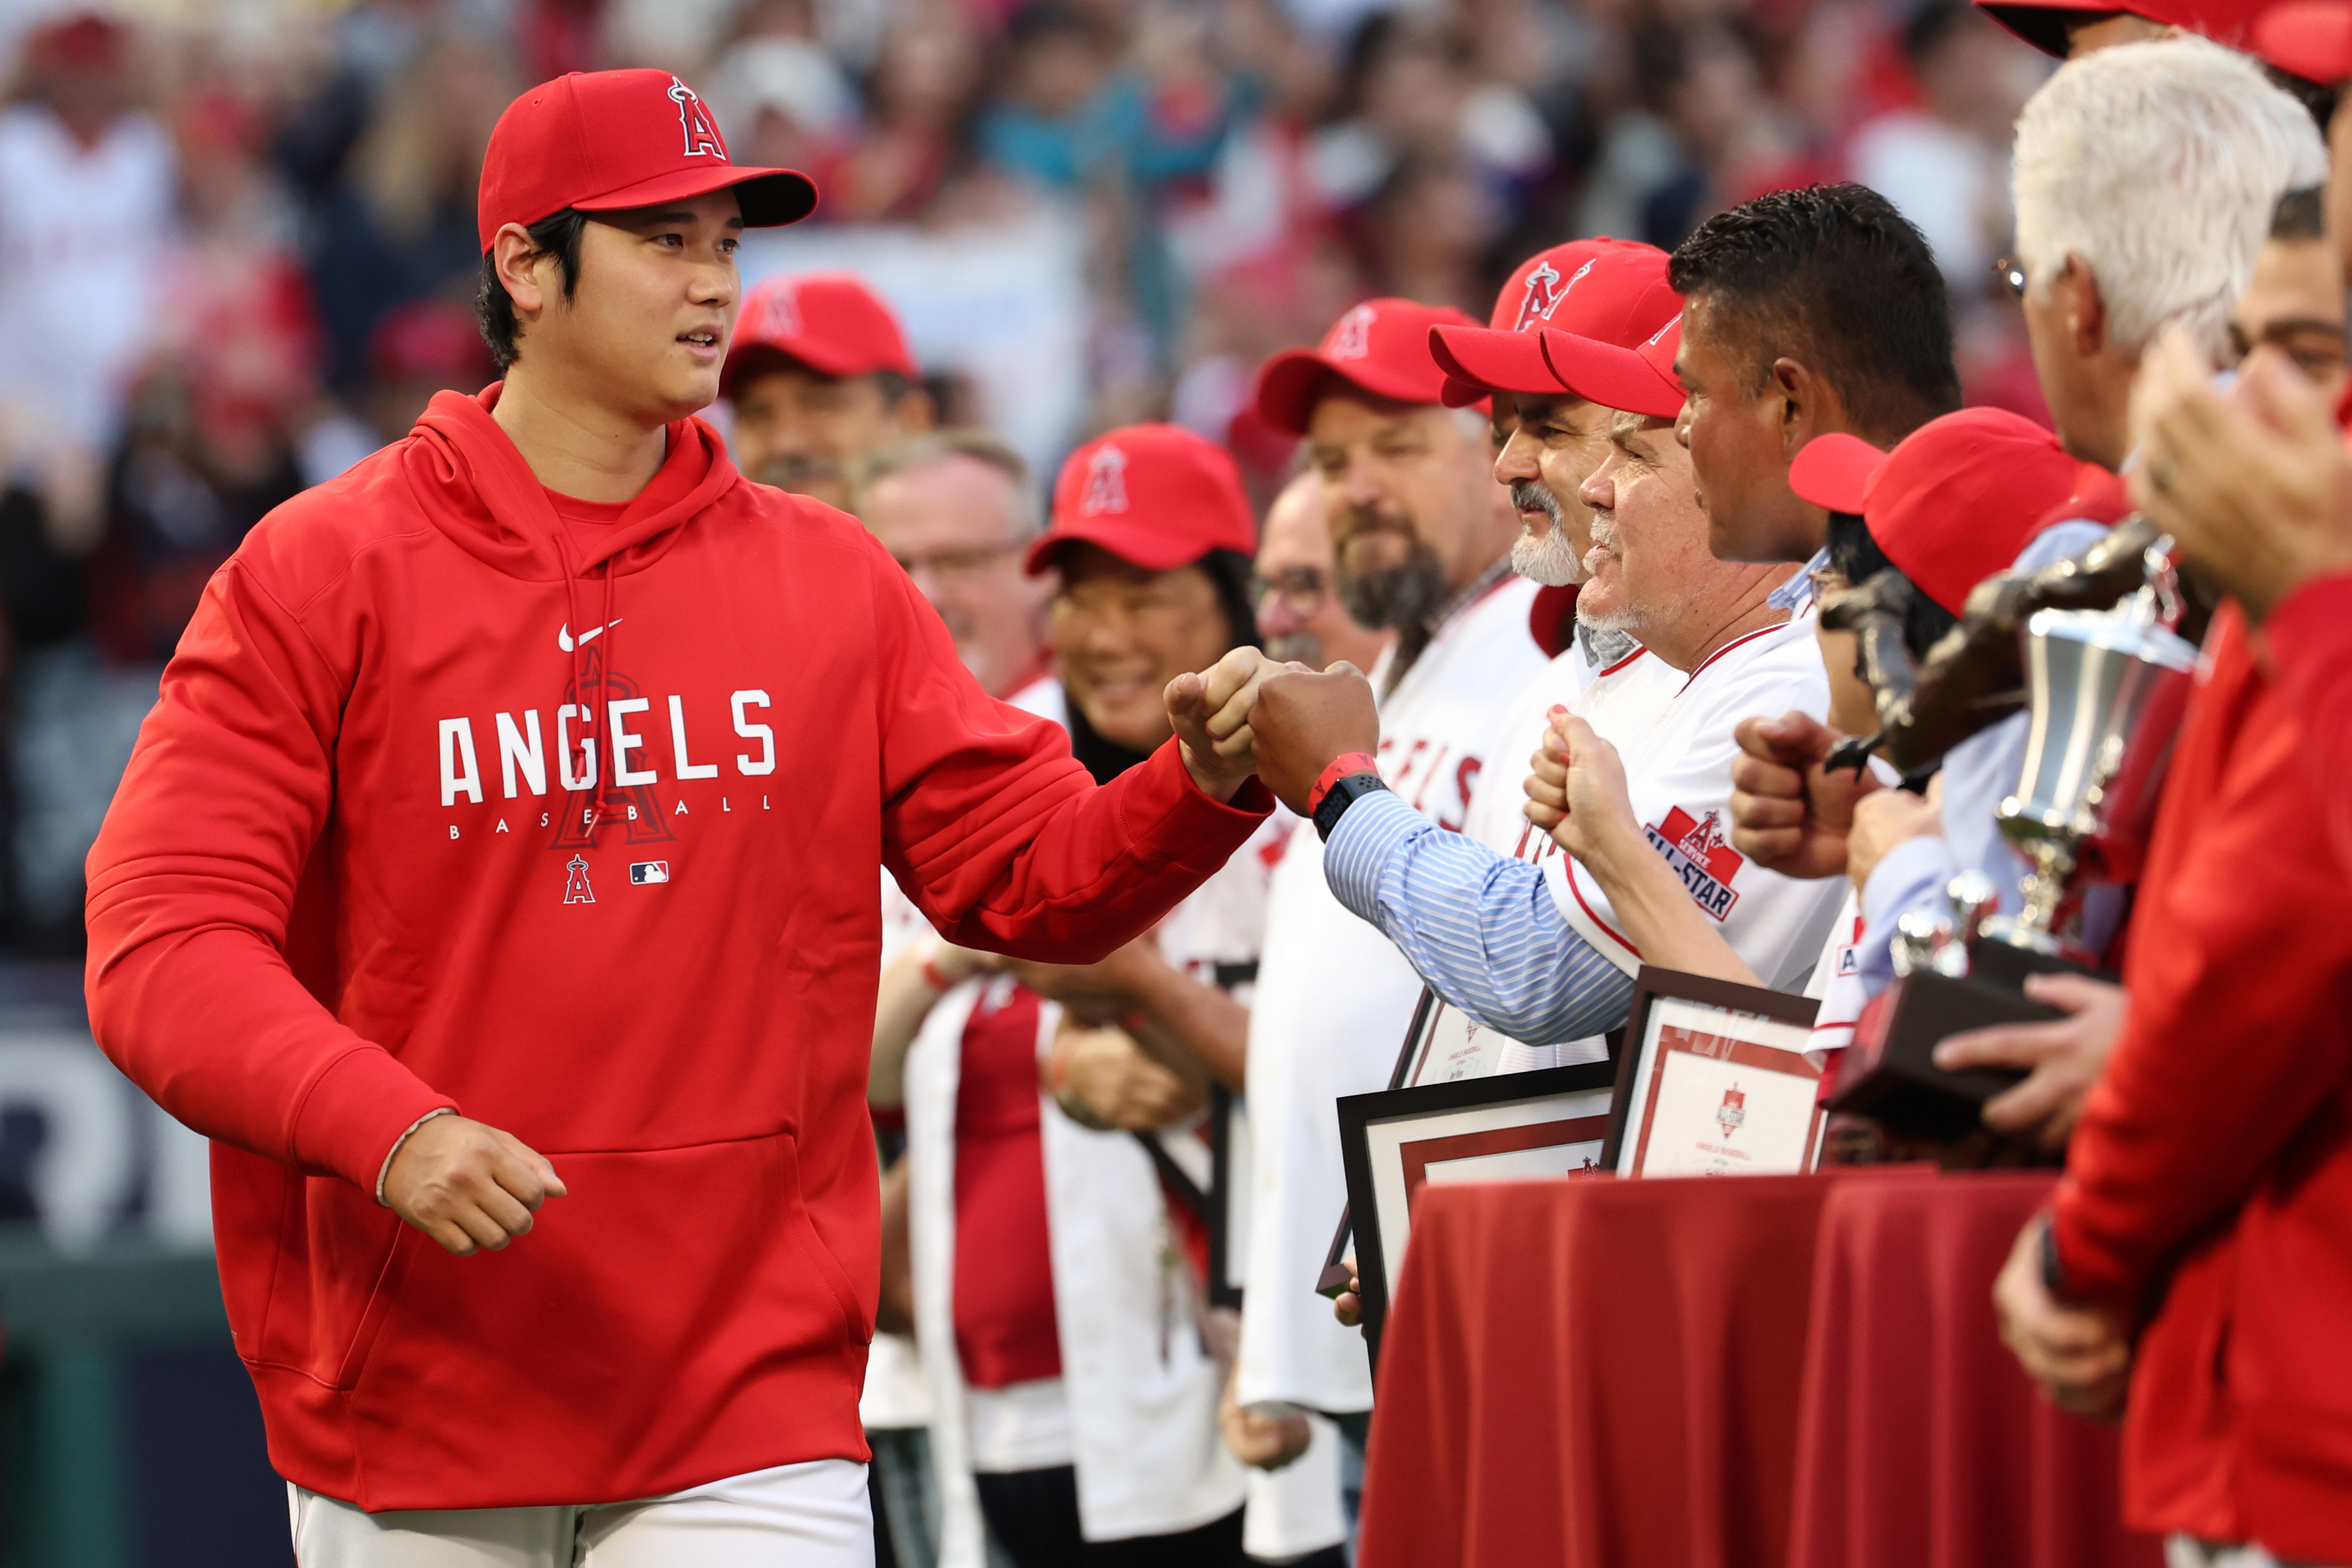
1538, 313, 1686, 421
477, 70, 817, 252
1788, 407, 2083, 615
2254, 0, 2352, 81
1252, 298, 1481, 435
1025, 424, 1258, 577
1974, 0, 2260, 58
723, 273, 919, 394
1428, 238, 1678, 408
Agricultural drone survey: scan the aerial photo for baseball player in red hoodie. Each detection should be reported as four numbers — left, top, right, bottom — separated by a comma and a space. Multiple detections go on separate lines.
82, 69, 1275, 1565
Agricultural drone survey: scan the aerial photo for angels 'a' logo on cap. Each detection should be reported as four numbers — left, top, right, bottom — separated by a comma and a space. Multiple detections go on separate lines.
1647, 318, 1675, 347
753, 281, 800, 337
1080, 444, 1129, 515
1326, 304, 1376, 361
668, 76, 727, 159
1512, 258, 1593, 332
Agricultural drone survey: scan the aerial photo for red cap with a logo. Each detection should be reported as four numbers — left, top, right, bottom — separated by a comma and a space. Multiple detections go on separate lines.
477, 69, 817, 251
1025, 424, 1258, 577
1539, 313, 1686, 421
1252, 299, 1482, 435
1788, 407, 2083, 615
723, 273, 919, 392
1428, 238, 1678, 408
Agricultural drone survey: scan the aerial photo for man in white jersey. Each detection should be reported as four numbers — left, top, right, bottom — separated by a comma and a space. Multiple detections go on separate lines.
1430, 238, 1695, 1074
1233, 299, 1547, 1506
1244, 309, 1846, 1053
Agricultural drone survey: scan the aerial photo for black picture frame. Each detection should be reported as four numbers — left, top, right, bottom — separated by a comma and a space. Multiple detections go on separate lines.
1206, 1086, 1247, 1308
1598, 965, 1823, 1178
1335, 1059, 1618, 1370
1313, 986, 1437, 1299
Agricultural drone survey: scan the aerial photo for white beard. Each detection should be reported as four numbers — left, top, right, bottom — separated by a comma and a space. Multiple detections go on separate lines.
1511, 524, 1585, 588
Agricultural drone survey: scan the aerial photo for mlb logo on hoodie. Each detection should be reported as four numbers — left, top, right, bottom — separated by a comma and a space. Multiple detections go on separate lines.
631, 861, 671, 885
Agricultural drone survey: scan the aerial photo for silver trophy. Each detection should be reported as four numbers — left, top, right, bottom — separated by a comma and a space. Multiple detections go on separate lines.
1834, 537, 2200, 1143
1982, 537, 2198, 957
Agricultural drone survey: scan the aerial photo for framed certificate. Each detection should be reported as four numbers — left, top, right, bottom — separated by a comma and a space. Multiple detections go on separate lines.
1336, 1060, 1617, 1367
1206, 1087, 1248, 1308
1600, 966, 1824, 1179
1402, 993, 1504, 1085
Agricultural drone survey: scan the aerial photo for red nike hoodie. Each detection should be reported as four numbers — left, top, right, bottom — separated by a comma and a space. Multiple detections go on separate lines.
83, 387, 1270, 1511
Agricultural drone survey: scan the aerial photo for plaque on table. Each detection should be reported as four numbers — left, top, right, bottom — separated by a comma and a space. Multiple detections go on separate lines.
1599, 966, 1824, 1178
1335, 1060, 1616, 1369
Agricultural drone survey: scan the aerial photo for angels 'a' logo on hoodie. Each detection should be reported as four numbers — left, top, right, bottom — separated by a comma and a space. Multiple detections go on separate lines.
551, 647, 676, 851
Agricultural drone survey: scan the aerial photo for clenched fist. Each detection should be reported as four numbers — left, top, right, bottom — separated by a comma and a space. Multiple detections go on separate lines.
384, 1114, 567, 1256
1246, 663, 1381, 816
1165, 647, 1310, 800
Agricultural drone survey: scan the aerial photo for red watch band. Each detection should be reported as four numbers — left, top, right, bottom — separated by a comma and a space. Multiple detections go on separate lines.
1307, 752, 1382, 814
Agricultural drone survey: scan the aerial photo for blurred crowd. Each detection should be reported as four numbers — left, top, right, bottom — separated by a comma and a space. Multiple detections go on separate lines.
0, 0, 2053, 951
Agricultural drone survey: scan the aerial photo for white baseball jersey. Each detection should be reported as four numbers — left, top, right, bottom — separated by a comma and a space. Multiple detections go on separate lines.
1803, 887, 1866, 1064
1235, 574, 1546, 1417
1538, 615, 1847, 993
1456, 636, 1687, 1073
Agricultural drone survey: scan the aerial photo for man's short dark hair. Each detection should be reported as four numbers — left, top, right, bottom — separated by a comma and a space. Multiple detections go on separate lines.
2272, 184, 2327, 243
475, 208, 588, 370
1668, 184, 1962, 443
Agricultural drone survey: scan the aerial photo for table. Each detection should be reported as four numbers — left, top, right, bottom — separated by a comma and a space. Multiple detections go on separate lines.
1791, 1173, 2159, 1568
1356, 1169, 2160, 1568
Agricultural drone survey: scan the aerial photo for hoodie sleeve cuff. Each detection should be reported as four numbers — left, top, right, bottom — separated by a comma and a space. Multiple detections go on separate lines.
2045, 1175, 2150, 1310
291, 1045, 460, 1195
1148, 739, 1274, 823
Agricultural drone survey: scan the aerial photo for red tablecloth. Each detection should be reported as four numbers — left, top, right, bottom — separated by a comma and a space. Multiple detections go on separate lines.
1791, 1171, 2160, 1568
1358, 1170, 2159, 1568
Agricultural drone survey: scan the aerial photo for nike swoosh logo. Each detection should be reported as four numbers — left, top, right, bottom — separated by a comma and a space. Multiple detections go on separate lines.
557, 619, 622, 652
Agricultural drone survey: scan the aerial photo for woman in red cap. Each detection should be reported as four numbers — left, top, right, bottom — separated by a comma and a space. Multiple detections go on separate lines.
871, 426, 1318, 1568
83, 72, 1274, 1565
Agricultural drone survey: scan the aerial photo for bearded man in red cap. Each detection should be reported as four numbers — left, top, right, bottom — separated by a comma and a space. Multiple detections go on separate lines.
723, 270, 936, 509
82, 69, 1277, 1566
1231, 297, 1546, 1514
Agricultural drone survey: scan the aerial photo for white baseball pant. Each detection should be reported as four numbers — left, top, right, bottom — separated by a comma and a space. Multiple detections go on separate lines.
288, 1458, 873, 1567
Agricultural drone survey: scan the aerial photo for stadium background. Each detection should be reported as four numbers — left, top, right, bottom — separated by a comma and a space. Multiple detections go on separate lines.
0, 0, 2046, 1559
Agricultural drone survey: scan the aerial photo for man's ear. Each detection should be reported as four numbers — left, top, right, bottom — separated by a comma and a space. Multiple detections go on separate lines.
1769, 357, 1843, 455
2063, 255, 2108, 360
492, 223, 554, 321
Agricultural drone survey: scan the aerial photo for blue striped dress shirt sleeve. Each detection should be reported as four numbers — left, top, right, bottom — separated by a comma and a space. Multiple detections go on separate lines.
1322, 790, 1635, 1045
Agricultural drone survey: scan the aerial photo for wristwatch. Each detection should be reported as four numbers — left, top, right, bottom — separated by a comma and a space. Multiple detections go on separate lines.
1313, 769, 1390, 842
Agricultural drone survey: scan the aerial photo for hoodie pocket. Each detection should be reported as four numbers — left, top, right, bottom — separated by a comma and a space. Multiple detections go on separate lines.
341, 1130, 875, 1499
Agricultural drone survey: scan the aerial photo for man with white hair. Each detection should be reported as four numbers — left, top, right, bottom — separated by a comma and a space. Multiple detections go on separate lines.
856, 431, 1057, 706
1735, 36, 2329, 1148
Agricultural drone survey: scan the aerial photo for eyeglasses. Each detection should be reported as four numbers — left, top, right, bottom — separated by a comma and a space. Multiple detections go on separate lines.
1250, 568, 1330, 618
1992, 256, 2028, 302
892, 541, 1022, 581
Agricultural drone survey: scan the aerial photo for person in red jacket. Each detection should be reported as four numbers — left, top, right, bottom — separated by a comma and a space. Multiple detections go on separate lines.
1996, 339, 2352, 1564
2133, 323, 2352, 873
82, 68, 1275, 1566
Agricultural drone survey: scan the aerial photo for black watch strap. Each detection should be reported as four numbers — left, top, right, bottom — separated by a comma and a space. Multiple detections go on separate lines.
1313, 771, 1390, 842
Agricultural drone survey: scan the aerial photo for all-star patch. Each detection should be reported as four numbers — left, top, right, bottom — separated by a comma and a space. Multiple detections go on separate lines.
1645, 806, 1743, 921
